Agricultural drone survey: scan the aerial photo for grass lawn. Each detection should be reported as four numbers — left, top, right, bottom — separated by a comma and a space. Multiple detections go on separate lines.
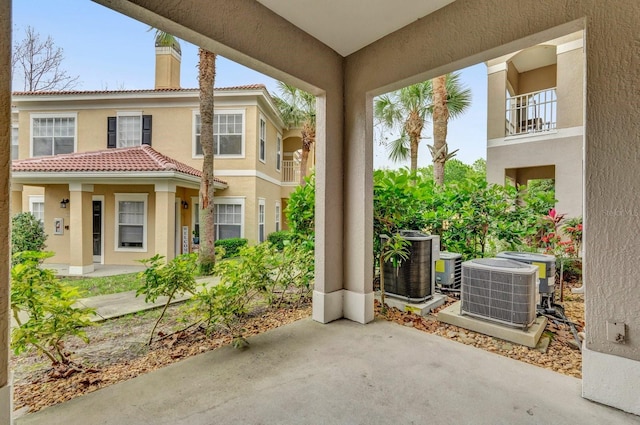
61, 273, 140, 297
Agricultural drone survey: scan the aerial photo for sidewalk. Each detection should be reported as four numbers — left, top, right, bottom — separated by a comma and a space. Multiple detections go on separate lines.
77, 275, 220, 322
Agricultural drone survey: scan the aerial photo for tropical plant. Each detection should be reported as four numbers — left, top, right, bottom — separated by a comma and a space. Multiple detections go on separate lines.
11, 251, 94, 369
273, 82, 316, 185
285, 172, 316, 236
136, 253, 198, 344
267, 230, 292, 250
11, 212, 47, 264
378, 234, 410, 314
429, 73, 472, 185
152, 29, 217, 274
374, 72, 471, 176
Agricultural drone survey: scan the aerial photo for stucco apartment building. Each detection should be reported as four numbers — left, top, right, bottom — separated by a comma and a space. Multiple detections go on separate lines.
9, 44, 307, 274
486, 31, 584, 218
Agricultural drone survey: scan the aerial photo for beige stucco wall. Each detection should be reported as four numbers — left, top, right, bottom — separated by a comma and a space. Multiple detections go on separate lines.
556, 47, 584, 129
518, 64, 557, 94
487, 135, 583, 218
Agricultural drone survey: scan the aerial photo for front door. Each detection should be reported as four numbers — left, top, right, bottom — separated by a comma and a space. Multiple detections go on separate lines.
93, 200, 102, 263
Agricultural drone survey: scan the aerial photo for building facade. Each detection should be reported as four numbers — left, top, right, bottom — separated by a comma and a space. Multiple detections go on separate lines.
486, 31, 584, 218
9, 45, 307, 274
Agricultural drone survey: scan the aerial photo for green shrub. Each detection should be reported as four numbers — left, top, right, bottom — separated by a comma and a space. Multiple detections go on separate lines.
11, 251, 94, 367
11, 212, 47, 264
286, 173, 315, 236
267, 230, 292, 250
215, 238, 248, 258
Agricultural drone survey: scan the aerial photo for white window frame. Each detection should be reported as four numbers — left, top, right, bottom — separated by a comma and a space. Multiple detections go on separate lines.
114, 193, 148, 252
29, 195, 44, 223
191, 196, 200, 240
259, 115, 266, 163
214, 196, 245, 239
193, 109, 246, 158
275, 201, 281, 232
276, 133, 282, 172
258, 198, 266, 243
11, 124, 19, 160
116, 111, 143, 148
30, 112, 77, 157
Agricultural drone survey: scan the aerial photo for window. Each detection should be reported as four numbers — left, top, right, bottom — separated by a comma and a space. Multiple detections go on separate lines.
29, 196, 44, 223
259, 116, 266, 162
214, 198, 244, 240
276, 134, 282, 171
108, 114, 152, 148
258, 199, 265, 242
275, 202, 281, 232
31, 114, 76, 157
11, 125, 18, 160
194, 111, 244, 157
115, 194, 147, 251
192, 198, 200, 239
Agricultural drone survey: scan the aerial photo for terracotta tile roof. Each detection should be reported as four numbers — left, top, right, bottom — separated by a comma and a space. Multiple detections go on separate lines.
12, 84, 267, 96
12, 145, 228, 185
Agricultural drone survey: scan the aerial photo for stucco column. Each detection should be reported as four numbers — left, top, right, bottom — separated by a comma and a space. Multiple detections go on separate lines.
68, 184, 94, 275
1, 0, 13, 422
486, 63, 508, 140
155, 183, 176, 261
10, 183, 22, 216
312, 91, 347, 324
341, 82, 374, 324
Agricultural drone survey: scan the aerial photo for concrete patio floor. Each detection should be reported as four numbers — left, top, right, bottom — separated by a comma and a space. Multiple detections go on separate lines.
16, 318, 640, 425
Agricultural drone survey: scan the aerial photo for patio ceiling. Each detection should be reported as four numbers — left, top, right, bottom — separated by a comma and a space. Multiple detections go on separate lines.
256, 0, 456, 56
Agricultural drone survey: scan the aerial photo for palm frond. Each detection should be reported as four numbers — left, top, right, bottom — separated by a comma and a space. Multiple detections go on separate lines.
386, 133, 410, 163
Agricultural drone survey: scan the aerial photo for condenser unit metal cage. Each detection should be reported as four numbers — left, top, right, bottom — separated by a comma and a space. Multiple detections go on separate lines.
461, 258, 538, 329
380, 231, 439, 303
496, 251, 556, 298
435, 252, 462, 292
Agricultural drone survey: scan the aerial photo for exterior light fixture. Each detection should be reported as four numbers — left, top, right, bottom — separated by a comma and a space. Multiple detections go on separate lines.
60, 198, 69, 208
182, 200, 189, 209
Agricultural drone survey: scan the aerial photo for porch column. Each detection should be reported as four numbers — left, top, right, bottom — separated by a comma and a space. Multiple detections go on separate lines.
486, 62, 508, 140
155, 183, 176, 261
68, 184, 94, 275
10, 183, 22, 216
1, 0, 13, 422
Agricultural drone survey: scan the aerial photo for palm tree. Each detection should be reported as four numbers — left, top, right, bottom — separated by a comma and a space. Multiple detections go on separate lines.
374, 72, 471, 178
273, 82, 316, 185
429, 73, 471, 185
374, 82, 432, 172
153, 30, 217, 273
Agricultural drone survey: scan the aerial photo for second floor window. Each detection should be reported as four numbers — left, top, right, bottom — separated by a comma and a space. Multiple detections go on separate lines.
11, 126, 18, 160
117, 115, 142, 147
32, 115, 75, 157
259, 117, 266, 162
195, 112, 244, 157
276, 134, 282, 171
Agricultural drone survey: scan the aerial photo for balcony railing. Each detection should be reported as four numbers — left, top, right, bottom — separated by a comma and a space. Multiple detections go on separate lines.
506, 88, 557, 136
282, 160, 301, 183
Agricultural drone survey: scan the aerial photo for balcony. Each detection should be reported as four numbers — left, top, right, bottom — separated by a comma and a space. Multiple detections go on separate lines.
506, 88, 557, 136
282, 159, 301, 184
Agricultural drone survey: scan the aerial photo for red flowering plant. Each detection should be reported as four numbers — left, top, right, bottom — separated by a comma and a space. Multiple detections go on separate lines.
535, 208, 565, 254
561, 216, 583, 257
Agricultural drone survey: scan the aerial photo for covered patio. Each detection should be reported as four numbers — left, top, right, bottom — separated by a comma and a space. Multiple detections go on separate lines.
2, 0, 639, 423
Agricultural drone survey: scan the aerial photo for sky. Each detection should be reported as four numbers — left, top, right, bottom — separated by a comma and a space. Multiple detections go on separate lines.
12, 0, 488, 168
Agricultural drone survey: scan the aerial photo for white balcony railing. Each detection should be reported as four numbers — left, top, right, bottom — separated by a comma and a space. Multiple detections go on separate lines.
506, 88, 557, 136
282, 159, 301, 183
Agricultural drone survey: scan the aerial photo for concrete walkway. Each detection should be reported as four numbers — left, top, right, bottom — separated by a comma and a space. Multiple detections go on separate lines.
15, 319, 640, 425
77, 275, 220, 321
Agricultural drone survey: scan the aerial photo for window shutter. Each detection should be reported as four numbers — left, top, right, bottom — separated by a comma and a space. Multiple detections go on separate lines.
142, 115, 152, 146
107, 117, 117, 148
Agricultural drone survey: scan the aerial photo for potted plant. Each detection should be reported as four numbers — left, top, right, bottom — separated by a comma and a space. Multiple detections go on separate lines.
192, 229, 199, 245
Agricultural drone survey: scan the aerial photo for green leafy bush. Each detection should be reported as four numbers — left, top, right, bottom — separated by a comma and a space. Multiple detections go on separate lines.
137, 253, 198, 344
191, 239, 314, 347
286, 173, 315, 236
267, 230, 292, 250
215, 238, 248, 258
11, 251, 94, 367
11, 212, 47, 264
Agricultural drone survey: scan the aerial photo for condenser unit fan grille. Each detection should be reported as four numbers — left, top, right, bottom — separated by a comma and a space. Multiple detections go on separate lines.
461, 262, 537, 328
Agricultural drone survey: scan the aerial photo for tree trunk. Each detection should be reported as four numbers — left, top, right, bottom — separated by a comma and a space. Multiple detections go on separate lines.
198, 48, 217, 274
432, 75, 449, 185
404, 110, 423, 172
299, 121, 315, 186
